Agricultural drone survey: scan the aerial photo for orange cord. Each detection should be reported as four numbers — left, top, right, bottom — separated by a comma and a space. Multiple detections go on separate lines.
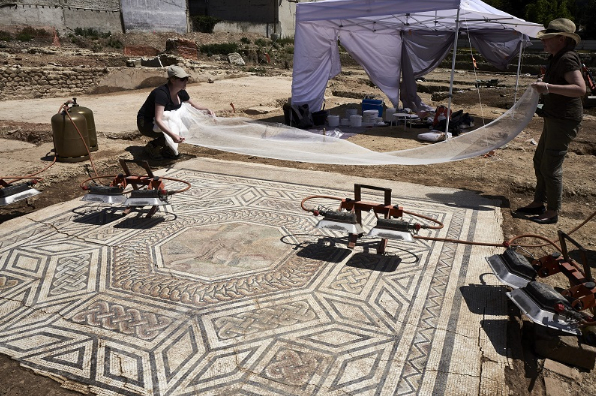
59, 102, 99, 178
0, 149, 57, 185
299, 194, 595, 251
80, 175, 191, 195
0, 100, 97, 186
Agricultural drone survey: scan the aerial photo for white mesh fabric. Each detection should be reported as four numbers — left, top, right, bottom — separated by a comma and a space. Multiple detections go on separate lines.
169, 86, 538, 166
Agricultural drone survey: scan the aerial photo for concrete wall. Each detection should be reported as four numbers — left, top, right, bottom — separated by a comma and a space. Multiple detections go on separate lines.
213, 21, 279, 38
212, 0, 297, 38
0, 5, 65, 29
120, 0, 188, 33
62, 9, 121, 33
0, 0, 121, 34
0, 0, 301, 37
277, 0, 297, 38
210, 0, 297, 38
209, 0, 274, 24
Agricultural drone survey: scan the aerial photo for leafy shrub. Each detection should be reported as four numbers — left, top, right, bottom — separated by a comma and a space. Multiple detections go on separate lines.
277, 36, 294, 46
0, 30, 12, 41
73, 28, 111, 40
16, 26, 37, 41
240, 37, 251, 44
106, 37, 123, 49
69, 34, 87, 47
191, 15, 221, 33
254, 38, 268, 47
13, 26, 51, 41
199, 42, 239, 56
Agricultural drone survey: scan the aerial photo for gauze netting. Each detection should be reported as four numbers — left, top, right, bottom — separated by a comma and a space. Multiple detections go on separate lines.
163, 86, 538, 166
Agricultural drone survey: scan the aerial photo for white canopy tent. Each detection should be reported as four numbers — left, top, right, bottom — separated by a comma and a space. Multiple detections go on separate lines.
291, 0, 544, 112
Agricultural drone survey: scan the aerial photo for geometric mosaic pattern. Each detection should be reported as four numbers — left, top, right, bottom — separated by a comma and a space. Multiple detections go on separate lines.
0, 166, 509, 395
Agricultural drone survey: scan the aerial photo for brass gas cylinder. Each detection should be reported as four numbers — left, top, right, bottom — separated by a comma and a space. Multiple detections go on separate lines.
51, 110, 90, 163
69, 97, 98, 151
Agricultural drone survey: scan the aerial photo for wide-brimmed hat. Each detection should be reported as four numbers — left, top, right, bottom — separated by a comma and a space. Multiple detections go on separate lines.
536, 18, 581, 44
167, 65, 190, 79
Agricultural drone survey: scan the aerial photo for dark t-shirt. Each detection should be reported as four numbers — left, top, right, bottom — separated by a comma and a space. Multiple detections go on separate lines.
542, 48, 583, 122
137, 84, 191, 121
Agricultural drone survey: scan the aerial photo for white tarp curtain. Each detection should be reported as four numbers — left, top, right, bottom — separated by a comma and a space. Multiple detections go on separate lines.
292, 0, 544, 111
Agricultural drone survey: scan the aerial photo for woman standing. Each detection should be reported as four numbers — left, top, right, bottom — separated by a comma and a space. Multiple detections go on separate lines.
516, 18, 586, 224
137, 65, 213, 159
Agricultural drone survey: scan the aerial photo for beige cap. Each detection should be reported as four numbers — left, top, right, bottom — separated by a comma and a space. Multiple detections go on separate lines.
167, 65, 190, 79
536, 18, 581, 44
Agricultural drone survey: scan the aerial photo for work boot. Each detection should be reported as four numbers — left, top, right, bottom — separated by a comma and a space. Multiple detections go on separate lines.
143, 142, 163, 159
161, 146, 180, 160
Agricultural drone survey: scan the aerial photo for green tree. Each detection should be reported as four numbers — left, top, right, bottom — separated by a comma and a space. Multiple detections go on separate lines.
525, 0, 573, 27
484, 0, 596, 39
483, 0, 534, 18
574, 0, 596, 38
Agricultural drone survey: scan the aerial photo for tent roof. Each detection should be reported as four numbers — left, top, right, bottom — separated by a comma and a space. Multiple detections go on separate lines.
296, 0, 543, 37
291, 0, 544, 112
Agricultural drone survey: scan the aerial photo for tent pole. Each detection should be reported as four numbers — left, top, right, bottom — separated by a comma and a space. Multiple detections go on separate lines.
514, 36, 525, 104
445, 7, 461, 136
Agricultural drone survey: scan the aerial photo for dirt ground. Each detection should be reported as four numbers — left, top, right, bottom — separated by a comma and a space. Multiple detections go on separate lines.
1, 33, 596, 395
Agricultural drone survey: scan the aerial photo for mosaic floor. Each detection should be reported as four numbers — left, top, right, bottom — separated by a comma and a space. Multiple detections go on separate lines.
0, 160, 510, 395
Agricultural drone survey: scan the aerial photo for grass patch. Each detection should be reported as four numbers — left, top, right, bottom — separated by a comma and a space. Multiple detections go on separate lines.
277, 36, 294, 46
73, 27, 111, 39
199, 42, 239, 56
0, 30, 12, 41
254, 38, 269, 47
16, 26, 51, 42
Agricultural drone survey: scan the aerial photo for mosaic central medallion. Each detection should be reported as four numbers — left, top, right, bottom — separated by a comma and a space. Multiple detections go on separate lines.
157, 223, 290, 279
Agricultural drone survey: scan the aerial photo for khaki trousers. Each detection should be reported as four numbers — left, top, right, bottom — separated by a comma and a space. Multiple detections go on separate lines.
532, 117, 581, 212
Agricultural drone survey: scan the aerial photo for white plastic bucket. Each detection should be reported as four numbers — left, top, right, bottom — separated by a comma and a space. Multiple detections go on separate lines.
385, 107, 396, 122
327, 115, 340, 127
363, 110, 378, 124
340, 118, 350, 126
345, 108, 358, 118
350, 115, 362, 127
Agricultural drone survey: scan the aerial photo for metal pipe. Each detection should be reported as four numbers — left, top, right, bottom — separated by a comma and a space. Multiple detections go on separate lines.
445, 6, 461, 136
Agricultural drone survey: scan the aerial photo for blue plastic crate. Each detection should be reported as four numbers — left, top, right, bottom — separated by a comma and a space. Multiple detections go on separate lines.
361, 98, 383, 117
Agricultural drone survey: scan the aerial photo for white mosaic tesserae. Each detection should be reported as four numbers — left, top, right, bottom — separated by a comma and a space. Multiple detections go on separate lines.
0, 160, 509, 395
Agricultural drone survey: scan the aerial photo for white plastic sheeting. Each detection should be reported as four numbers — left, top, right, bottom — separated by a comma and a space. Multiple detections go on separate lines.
120, 0, 187, 33
291, 0, 544, 111
164, 85, 538, 166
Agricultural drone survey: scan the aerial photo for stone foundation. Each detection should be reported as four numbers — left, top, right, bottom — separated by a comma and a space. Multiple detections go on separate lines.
0, 65, 109, 100
0, 64, 214, 100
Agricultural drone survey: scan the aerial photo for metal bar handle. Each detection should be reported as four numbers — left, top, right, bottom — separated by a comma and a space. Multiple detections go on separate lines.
354, 184, 392, 206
